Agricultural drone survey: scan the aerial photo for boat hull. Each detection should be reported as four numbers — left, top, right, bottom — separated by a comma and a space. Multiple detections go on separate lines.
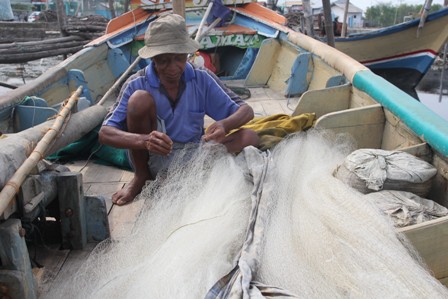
335, 8, 448, 98
0, 4, 448, 295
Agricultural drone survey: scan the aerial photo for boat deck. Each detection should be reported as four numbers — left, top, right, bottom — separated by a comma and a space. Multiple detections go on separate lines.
34, 85, 295, 297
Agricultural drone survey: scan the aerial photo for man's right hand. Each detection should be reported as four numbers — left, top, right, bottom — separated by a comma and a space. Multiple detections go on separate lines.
145, 131, 173, 155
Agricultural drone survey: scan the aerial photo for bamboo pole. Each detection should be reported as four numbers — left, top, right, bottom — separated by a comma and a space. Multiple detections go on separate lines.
195, 17, 222, 42
195, 2, 214, 42
0, 86, 82, 217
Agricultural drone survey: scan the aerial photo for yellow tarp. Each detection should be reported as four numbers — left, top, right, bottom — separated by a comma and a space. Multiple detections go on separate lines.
239, 113, 316, 150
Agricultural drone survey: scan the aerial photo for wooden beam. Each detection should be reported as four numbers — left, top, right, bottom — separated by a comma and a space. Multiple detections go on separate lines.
172, 0, 185, 18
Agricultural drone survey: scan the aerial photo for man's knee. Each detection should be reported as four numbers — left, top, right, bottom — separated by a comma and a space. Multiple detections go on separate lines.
241, 129, 260, 148
227, 128, 259, 149
128, 90, 156, 118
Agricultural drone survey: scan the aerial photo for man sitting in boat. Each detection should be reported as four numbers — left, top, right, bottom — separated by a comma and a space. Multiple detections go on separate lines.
99, 14, 259, 206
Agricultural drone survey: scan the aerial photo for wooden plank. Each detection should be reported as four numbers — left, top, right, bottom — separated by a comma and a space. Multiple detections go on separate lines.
81, 163, 125, 183
440, 276, 448, 288
64, 160, 89, 175
247, 87, 272, 102
57, 172, 86, 250
245, 38, 280, 87
247, 101, 266, 117
260, 100, 286, 116
315, 104, 385, 149
108, 198, 145, 240
87, 182, 126, 213
32, 245, 70, 297
39, 243, 97, 297
0, 219, 37, 298
279, 99, 298, 115
292, 84, 351, 118
120, 170, 134, 182
268, 42, 299, 93
399, 215, 448, 280
65, 160, 128, 184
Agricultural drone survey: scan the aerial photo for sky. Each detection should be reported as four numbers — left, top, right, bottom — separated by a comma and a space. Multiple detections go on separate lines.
349, 0, 445, 11
276, 0, 446, 11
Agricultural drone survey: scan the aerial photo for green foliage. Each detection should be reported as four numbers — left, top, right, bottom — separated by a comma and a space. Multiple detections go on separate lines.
11, 3, 33, 11
365, 3, 444, 27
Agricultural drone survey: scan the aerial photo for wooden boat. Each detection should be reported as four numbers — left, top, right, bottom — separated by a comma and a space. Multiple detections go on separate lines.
334, 7, 448, 99
0, 1, 448, 297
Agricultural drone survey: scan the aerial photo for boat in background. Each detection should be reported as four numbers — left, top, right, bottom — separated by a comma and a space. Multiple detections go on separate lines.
334, 7, 448, 99
0, 1, 448, 297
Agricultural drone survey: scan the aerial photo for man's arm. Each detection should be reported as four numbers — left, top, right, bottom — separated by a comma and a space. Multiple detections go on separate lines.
200, 66, 255, 144
202, 103, 254, 143
99, 126, 173, 155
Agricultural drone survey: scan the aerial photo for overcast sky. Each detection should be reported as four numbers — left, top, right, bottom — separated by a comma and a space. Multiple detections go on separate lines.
349, 0, 445, 11
277, 0, 446, 11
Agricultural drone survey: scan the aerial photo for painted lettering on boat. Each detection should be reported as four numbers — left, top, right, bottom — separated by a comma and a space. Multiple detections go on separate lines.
135, 0, 255, 8
200, 34, 263, 49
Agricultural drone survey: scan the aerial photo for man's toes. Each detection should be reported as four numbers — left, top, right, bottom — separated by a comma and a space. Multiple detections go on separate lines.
114, 196, 133, 206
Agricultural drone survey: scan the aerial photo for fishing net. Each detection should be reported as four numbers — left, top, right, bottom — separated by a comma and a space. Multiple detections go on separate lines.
46, 130, 448, 299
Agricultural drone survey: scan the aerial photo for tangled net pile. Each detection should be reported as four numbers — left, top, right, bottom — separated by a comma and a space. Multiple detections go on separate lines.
47, 130, 448, 298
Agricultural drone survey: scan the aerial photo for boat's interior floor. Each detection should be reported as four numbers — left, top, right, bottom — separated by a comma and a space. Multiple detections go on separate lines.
34, 85, 297, 297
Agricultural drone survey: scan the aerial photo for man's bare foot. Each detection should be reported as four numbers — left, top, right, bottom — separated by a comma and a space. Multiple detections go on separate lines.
112, 176, 148, 206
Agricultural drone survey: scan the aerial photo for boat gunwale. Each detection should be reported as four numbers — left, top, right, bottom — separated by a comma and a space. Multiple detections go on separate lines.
337, 7, 448, 42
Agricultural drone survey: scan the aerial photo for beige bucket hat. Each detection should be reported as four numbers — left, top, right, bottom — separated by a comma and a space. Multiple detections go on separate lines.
138, 14, 200, 59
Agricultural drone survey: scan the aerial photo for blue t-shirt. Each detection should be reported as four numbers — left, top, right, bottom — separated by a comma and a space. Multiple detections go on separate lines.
103, 62, 240, 143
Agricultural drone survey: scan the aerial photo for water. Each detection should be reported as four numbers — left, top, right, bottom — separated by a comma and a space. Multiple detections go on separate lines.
419, 91, 448, 121
0, 56, 63, 96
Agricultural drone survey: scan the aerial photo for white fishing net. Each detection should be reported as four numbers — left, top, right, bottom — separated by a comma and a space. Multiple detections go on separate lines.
255, 131, 448, 298
46, 130, 448, 299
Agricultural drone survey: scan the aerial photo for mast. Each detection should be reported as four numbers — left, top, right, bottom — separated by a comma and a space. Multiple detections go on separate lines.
302, 0, 314, 36
322, 0, 335, 47
173, 0, 186, 18
341, 0, 349, 37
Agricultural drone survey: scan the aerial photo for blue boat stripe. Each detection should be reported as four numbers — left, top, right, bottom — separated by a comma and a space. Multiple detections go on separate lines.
353, 70, 448, 157
364, 53, 435, 73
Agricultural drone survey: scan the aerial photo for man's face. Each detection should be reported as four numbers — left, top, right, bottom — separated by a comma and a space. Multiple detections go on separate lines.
153, 53, 188, 84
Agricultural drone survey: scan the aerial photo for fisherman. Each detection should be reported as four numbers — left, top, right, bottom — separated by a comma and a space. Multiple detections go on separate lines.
99, 14, 259, 206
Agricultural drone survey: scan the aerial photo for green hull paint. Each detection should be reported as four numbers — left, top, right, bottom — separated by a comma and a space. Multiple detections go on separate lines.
353, 70, 448, 157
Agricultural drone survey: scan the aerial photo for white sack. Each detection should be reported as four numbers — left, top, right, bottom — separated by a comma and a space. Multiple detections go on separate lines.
334, 149, 437, 197
366, 190, 448, 227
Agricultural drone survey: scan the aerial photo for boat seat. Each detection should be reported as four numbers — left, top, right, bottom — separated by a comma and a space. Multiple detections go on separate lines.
245, 38, 281, 87
292, 83, 352, 118
284, 52, 312, 97
14, 97, 59, 132
107, 48, 133, 78
68, 69, 93, 104
14, 96, 91, 132
326, 75, 347, 87
315, 104, 385, 149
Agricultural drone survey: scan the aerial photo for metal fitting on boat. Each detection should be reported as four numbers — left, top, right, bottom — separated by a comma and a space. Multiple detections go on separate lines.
65, 208, 73, 217
0, 283, 9, 294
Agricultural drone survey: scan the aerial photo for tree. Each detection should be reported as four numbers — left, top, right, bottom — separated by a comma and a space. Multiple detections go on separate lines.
123, 0, 129, 13
365, 3, 444, 27
109, 0, 116, 18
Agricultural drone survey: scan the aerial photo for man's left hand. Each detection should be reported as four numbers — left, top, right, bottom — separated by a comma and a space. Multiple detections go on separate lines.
202, 121, 227, 144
